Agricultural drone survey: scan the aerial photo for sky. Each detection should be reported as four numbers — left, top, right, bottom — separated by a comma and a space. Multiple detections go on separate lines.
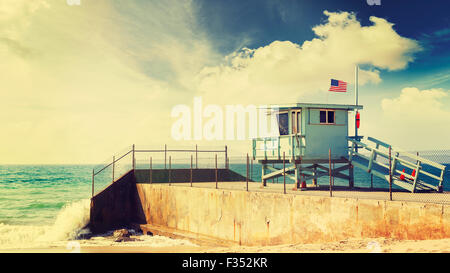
0, 0, 449, 164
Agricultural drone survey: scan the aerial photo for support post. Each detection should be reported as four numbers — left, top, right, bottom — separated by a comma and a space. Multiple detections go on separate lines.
225, 145, 228, 169
283, 152, 286, 194
355, 64, 359, 153
272, 163, 275, 183
112, 156, 115, 182
132, 144, 135, 170
150, 157, 152, 184
246, 153, 249, 192
92, 169, 94, 197
168, 156, 171, 186
349, 164, 354, 188
332, 162, 335, 186
262, 163, 267, 187
164, 144, 167, 169
215, 154, 218, 189
312, 165, 317, 187
389, 146, 392, 201
195, 144, 198, 169
295, 158, 302, 189
190, 155, 193, 187
329, 148, 333, 197
250, 158, 253, 181
278, 136, 281, 160
294, 163, 300, 190
412, 161, 421, 193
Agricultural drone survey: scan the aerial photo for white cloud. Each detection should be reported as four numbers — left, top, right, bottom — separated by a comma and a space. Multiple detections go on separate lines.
195, 10, 421, 105
379, 87, 450, 150
0, 5, 433, 163
0, 0, 218, 164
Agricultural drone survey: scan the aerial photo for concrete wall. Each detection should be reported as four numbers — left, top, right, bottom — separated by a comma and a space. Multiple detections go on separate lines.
89, 170, 141, 233
135, 184, 450, 246
89, 169, 248, 233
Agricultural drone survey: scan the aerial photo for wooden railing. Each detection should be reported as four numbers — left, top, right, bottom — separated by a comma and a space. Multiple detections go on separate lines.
348, 136, 446, 192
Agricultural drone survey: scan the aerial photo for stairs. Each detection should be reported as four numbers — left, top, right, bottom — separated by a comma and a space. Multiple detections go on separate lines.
349, 136, 446, 193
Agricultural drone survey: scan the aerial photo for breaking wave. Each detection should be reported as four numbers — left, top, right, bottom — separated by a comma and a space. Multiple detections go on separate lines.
0, 199, 90, 249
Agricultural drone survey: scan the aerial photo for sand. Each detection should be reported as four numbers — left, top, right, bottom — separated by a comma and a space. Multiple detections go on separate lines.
2, 236, 450, 253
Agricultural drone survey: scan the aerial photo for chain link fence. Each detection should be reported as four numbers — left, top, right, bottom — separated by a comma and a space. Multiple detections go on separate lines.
91, 145, 227, 196
92, 145, 449, 205
391, 150, 450, 204
168, 151, 450, 205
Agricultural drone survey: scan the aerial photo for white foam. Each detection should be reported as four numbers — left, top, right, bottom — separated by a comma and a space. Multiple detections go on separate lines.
72, 234, 198, 248
112, 235, 197, 247
0, 223, 48, 249
0, 199, 90, 249
37, 199, 90, 242
0, 198, 198, 251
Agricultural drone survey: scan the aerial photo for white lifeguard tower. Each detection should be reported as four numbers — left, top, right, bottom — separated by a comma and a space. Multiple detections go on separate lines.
252, 102, 446, 192
253, 103, 362, 189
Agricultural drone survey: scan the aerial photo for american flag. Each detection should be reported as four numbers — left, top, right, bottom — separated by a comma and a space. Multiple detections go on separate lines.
329, 79, 347, 92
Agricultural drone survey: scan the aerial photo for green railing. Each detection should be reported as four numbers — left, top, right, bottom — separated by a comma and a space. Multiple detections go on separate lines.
252, 133, 305, 160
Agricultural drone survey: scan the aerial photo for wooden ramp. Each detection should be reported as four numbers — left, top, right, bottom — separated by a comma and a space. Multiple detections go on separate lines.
349, 136, 446, 193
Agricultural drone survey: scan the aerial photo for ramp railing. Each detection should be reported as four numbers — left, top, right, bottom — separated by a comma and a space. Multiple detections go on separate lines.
348, 136, 446, 192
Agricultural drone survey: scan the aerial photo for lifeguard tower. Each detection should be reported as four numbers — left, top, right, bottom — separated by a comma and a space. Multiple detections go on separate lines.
253, 103, 361, 189
252, 103, 447, 192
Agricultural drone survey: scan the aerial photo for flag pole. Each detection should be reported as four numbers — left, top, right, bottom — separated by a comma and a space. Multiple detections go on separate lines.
355, 64, 359, 152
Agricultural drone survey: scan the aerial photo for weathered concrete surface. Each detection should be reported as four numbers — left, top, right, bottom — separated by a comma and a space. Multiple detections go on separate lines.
89, 169, 247, 233
89, 171, 141, 233
135, 183, 450, 246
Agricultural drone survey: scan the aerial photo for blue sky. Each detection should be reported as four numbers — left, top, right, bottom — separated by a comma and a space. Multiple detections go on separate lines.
196, 0, 450, 87
0, 0, 449, 163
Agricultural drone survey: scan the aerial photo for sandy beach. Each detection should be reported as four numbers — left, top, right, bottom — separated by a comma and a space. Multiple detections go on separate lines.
2, 236, 450, 253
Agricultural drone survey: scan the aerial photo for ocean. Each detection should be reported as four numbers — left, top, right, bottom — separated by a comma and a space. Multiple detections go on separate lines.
0, 164, 196, 250
0, 162, 449, 250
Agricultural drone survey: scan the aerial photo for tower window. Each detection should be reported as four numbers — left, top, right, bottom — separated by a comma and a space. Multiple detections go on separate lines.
319, 110, 335, 124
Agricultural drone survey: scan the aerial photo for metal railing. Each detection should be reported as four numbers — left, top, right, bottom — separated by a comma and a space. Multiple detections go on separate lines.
92, 144, 228, 197
90, 142, 449, 204
252, 133, 306, 160
348, 136, 446, 193
188, 152, 450, 205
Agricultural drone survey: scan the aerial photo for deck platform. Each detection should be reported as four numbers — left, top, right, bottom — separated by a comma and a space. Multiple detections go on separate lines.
170, 181, 450, 205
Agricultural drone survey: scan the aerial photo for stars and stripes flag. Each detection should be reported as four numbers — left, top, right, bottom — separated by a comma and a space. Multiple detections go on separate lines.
329, 79, 347, 92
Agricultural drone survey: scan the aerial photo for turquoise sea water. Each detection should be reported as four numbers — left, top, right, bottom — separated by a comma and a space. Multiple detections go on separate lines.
0, 165, 111, 249
0, 165, 104, 226
0, 162, 448, 249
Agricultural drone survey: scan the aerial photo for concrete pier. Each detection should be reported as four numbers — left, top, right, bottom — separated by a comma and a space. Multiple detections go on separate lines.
90, 170, 450, 246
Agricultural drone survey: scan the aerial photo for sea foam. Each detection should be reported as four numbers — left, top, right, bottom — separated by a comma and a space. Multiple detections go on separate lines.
0, 199, 90, 249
